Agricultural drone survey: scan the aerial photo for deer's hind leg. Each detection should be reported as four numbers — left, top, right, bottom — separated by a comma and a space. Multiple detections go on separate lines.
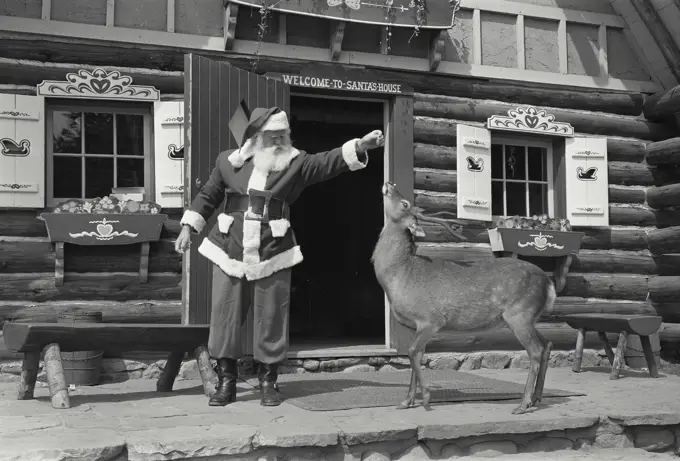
397, 324, 436, 410
532, 336, 552, 406
502, 311, 548, 415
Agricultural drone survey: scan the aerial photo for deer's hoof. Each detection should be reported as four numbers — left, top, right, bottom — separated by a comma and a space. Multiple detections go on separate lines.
397, 400, 413, 410
512, 403, 532, 415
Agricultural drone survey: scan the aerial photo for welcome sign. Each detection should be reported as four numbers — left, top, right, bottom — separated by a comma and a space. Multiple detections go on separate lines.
266, 68, 413, 95
230, 0, 459, 29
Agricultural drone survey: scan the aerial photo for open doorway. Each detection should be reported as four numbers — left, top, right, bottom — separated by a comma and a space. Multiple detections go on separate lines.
288, 94, 386, 349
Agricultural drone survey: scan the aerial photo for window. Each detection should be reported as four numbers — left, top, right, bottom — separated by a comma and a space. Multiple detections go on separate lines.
490, 137, 554, 217
46, 102, 152, 206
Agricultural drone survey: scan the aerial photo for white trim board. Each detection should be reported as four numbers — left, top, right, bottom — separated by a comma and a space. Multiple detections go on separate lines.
0, 15, 662, 93
232, 40, 662, 93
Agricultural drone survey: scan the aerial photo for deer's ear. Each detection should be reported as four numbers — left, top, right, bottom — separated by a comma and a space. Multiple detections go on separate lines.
408, 222, 426, 237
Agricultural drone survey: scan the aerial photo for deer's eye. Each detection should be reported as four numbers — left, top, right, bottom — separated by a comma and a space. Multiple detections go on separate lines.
401, 200, 410, 209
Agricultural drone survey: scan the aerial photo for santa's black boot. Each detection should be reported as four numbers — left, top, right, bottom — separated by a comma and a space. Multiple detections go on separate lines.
209, 358, 237, 406
258, 362, 281, 406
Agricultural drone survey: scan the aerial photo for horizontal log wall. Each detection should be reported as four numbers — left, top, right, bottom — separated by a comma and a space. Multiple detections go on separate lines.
411, 93, 680, 342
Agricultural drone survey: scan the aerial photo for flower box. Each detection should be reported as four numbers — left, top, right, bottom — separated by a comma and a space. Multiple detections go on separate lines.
488, 228, 584, 257
39, 196, 169, 286
41, 213, 167, 246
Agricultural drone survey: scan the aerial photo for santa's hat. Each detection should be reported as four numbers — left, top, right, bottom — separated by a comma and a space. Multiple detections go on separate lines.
229, 100, 290, 148
228, 101, 293, 168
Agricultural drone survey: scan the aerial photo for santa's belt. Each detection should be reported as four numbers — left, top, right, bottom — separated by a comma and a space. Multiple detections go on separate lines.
224, 192, 289, 221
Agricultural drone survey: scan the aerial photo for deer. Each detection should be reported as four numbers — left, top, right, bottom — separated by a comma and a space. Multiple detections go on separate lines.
371, 182, 556, 415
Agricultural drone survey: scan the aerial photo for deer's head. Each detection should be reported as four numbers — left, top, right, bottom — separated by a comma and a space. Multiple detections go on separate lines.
381, 182, 468, 241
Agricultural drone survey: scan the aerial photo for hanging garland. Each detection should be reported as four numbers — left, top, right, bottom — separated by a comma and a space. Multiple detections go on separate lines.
251, 0, 277, 72
382, 0, 395, 55
408, 0, 425, 43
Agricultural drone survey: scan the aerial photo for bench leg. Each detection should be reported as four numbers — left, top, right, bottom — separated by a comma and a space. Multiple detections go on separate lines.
43, 343, 70, 409
610, 331, 628, 381
572, 328, 587, 372
597, 332, 615, 365
640, 335, 660, 378
194, 345, 218, 398
156, 351, 185, 392
54, 242, 64, 287
17, 351, 41, 400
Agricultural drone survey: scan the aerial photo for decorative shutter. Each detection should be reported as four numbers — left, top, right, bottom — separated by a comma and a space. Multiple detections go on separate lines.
153, 101, 185, 209
564, 136, 609, 227
456, 124, 492, 221
0, 94, 45, 208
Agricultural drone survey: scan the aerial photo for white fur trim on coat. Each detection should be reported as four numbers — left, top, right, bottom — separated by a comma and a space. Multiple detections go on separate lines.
198, 238, 245, 279
217, 214, 235, 234
198, 237, 303, 281
342, 138, 369, 171
180, 210, 207, 234
260, 111, 289, 132
241, 167, 268, 265
269, 219, 290, 237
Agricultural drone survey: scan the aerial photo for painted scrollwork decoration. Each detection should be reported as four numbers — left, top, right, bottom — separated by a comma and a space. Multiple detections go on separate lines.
37, 68, 160, 101
0, 183, 32, 190
487, 106, 575, 137
0, 138, 30, 157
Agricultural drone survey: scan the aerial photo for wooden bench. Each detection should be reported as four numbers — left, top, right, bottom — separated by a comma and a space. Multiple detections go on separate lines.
2, 322, 215, 409
561, 314, 662, 380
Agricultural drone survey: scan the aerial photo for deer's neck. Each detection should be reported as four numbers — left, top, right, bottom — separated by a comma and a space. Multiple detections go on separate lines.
372, 222, 416, 290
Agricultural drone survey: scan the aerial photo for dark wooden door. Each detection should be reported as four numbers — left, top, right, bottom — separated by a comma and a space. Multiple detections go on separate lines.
182, 54, 290, 328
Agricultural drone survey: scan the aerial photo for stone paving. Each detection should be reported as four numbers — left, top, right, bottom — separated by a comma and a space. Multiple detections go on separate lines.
1, 366, 680, 460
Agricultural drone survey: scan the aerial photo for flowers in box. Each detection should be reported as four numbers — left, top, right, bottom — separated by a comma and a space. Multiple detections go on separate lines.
495, 214, 572, 232
52, 195, 162, 215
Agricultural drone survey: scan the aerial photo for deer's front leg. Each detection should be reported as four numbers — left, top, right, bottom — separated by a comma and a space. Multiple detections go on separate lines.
397, 325, 436, 410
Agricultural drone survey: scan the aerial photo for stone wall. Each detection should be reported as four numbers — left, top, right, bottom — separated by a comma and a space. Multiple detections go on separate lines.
0, 348, 634, 384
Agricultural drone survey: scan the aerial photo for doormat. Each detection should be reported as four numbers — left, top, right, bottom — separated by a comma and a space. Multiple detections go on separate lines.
245, 370, 586, 411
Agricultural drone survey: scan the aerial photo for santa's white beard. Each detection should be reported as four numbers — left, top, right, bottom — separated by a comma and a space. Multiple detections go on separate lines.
252, 140, 295, 172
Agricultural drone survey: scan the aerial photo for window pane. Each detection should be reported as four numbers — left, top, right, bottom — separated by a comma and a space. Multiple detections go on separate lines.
53, 156, 82, 199
528, 146, 547, 181
491, 181, 504, 215
116, 114, 144, 156
506, 182, 526, 216
53, 111, 82, 154
85, 157, 114, 198
117, 158, 145, 188
505, 145, 526, 180
84, 113, 113, 155
529, 183, 548, 216
491, 144, 503, 179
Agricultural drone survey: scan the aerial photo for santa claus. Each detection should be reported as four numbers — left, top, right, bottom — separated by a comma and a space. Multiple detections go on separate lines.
175, 106, 384, 407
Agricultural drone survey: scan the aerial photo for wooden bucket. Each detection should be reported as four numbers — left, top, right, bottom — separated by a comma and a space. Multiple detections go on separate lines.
57, 311, 104, 386
624, 333, 661, 369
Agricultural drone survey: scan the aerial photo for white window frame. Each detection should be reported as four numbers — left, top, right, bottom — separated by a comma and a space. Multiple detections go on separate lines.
45, 101, 153, 207
490, 135, 555, 218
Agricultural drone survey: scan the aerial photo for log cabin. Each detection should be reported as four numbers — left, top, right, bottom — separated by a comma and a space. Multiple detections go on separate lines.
1, 0, 680, 370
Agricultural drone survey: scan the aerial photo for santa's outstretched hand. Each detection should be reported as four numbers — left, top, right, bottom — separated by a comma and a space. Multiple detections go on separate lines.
357, 130, 385, 152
